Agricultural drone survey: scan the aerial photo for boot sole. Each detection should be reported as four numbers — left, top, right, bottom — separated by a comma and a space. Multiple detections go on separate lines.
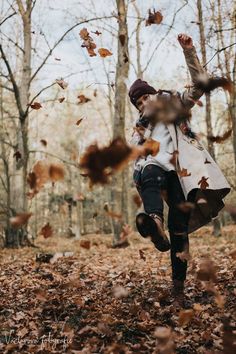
136, 212, 170, 252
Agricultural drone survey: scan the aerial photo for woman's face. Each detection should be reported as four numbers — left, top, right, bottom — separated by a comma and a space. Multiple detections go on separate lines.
136, 94, 150, 113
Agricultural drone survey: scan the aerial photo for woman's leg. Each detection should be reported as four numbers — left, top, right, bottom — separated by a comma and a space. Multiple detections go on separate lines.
138, 164, 167, 220
166, 171, 190, 283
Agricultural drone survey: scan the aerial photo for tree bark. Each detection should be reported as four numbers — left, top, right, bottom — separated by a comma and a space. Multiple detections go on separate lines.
111, 0, 129, 243
197, 0, 221, 236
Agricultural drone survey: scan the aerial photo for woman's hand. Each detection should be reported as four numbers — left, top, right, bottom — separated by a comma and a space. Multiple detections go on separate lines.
178, 33, 193, 49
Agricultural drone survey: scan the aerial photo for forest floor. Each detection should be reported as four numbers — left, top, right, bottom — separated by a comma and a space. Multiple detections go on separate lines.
0, 225, 236, 354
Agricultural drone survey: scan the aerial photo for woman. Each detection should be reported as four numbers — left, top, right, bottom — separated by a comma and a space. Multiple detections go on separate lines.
129, 34, 230, 304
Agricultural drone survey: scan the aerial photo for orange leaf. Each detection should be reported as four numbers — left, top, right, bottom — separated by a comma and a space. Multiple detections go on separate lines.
10, 213, 32, 228
49, 163, 65, 182
178, 168, 191, 177
40, 222, 53, 238
29, 102, 42, 110
98, 48, 113, 57
56, 79, 68, 89
146, 9, 163, 26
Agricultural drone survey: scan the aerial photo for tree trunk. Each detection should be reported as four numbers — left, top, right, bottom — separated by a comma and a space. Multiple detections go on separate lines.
197, 0, 222, 236
111, 0, 129, 244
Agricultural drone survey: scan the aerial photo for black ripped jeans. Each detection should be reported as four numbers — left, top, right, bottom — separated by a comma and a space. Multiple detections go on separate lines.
133, 164, 190, 282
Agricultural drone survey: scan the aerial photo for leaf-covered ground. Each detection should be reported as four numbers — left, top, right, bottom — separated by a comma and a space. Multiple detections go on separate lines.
0, 226, 236, 353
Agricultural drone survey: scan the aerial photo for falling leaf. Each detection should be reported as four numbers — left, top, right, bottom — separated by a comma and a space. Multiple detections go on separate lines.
92, 30, 102, 36
207, 129, 232, 143
76, 118, 84, 126
40, 222, 53, 238
56, 79, 68, 89
58, 97, 65, 103
10, 213, 32, 228
98, 48, 113, 57
40, 139, 47, 147
204, 158, 211, 164
196, 75, 233, 93
176, 251, 191, 262
77, 94, 91, 104
196, 100, 203, 107
13, 150, 22, 162
154, 326, 171, 340
197, 258, 218, 282
178, 168, 191, 177
27, 172, 37, 190
146, 9, 163, 26
93, 89, 97, 97
49, 163, 65, 182
80, 239, 91, 249
198, 176, 209, 189
55, 57, 61, 61
178, 309, 194, 326
169, 150, 179, 167
143, 138, 160, 156
113, 285, 129, 298
79, 28, 97, 57
133, 193, 142, 208
28, 102, 42, 110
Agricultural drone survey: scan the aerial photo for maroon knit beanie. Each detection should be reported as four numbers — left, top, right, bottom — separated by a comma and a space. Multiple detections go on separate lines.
128, 79, 157, 108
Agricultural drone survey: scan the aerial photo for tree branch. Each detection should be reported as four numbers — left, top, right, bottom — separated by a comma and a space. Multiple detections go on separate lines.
0, 44, 24, 118
0, 11, 17, 27
30, 15, 115, 83
142, 1, 189, 73
204, 42, 236, 67
29, 150, 80, 168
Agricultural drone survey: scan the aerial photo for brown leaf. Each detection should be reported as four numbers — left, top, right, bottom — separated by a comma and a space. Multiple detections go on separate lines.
77, 94, 91, 104
196, 76, 233, 94
56, 79, 68, 89
92, 30, 102, 36
98, 48, 113, 57
10, 212, 32, 228
178, 309, 194, 326
49, 163, 65, 182
133, 193, 142, 208
142, 138, 160, 156
169, 150, 179, 168
76, 118, 84, 126
13, 150, 22, 162
54, 57, 61, 61
207, 129, 232, 143
28, 102, 42, 110
178, 168, 191, 177
40, 222, 53, 238
198, 176, 209, 189
197, 258, 218, 282
80, 28, 97, 57
80, 239, 91, 249
58, 97, 65, 103
40, 139, 47, 147
146, 9, 163, 26
204, 158, 211, 164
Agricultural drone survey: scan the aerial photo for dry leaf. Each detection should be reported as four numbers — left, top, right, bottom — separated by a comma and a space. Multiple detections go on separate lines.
98, 48, 113, 57
40, 222, 53, 238
178, 168, 191, 177
28, 102, 42, 110
10, 213, 32, 228
56, 79, 68, 89
40, 139, 47, 147
198, 176, 209, 189
178, 309, 194, 326
146, 9, 163, 26
207, 129, 232, 143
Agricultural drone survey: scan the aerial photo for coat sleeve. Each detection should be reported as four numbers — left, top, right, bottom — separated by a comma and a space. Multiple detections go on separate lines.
180, 46, 208, 109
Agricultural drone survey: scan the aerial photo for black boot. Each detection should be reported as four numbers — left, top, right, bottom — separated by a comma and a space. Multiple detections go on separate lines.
136, 212, 170, 252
